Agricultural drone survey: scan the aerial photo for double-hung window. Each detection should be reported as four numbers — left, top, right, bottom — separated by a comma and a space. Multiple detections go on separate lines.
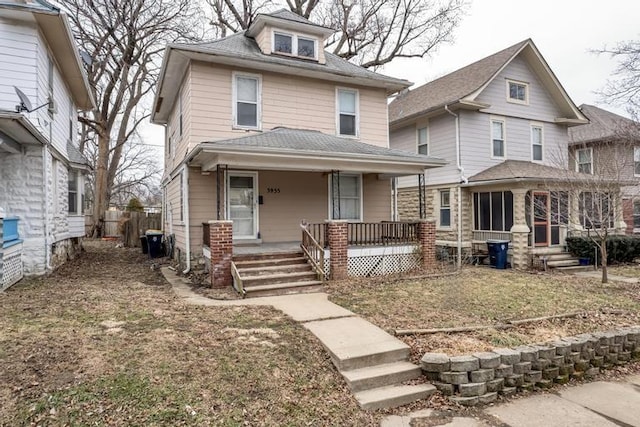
233, 73, 261, 129
439, 190, 451, 227
330, 173, 361, 221
337, 89, 358, 136
634, 147, 640, 176
531, 124, 543, 161
576, 147, 592, 174
491, 119, 505, 158
417, 127, 428, 155
68, 169, 79, 214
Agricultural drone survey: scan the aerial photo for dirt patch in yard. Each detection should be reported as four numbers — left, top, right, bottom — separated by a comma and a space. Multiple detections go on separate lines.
0, 240, 381, 426
326, 267, 640, 361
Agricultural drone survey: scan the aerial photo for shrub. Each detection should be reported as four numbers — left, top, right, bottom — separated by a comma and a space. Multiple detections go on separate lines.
566, 235, 640, 264
126, 198, 144, 212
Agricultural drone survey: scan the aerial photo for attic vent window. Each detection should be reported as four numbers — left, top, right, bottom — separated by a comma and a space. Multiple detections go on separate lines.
272, 31, 317, 60
507, 80, 528, 104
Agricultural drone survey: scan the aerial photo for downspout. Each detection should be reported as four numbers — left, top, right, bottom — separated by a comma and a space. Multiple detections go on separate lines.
43, 119, 52, 270
445, 105, 467, 269
182, 165, 191, 274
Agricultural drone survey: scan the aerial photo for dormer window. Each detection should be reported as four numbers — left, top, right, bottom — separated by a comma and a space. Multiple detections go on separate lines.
272, 31, 317, 60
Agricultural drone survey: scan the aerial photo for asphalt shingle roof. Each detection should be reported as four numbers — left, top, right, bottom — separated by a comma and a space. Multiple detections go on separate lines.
569, 104, 638, 144
389, 40, 529, 123
267, 8, 319, 26
67, 140, 90, 167
198, 127, 445, 163
468, 160, 590, 183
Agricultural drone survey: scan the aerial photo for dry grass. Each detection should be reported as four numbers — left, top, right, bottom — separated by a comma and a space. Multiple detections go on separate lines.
0, 241, 379, 426
326, 267, 640, 358
608, 264, 640, 279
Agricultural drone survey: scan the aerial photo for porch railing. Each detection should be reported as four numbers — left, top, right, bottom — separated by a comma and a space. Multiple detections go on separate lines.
308, 222, 420, 247
301, 226, 325, 282
202, 222, 210, 248
231, 261, 245, 297
472, 230, 512, 242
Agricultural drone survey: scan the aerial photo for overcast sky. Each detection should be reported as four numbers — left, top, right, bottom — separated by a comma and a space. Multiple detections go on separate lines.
383, 0, 640, 117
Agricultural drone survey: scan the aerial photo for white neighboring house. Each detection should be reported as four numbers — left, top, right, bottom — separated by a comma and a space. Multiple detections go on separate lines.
0, 0, 94, 289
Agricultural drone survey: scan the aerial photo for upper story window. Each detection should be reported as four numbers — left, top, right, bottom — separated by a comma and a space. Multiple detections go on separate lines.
417, 127, 428, 155
337, 88, 358, 137
273, 31, 317, 60
233, 72, 261, 129
576, 147, 592, 174
634, 146, 640, 176
531, 124, 543, 161
491, 118, 505, 158
507, 79, 528, 104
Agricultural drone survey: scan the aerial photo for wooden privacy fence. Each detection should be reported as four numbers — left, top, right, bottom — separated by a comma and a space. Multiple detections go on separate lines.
85, 210, 162, 247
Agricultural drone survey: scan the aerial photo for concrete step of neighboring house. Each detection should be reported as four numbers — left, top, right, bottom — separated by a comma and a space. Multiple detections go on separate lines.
546, 259, 581, 268
355, 384, 437, 411
233, 251, 304, 263
233, 256, 308, 269
242, 280, 324, 297
545, 252, 576, 261
341, 361, 422, 392
242, 271, 318, 286
237, 263, 312, 275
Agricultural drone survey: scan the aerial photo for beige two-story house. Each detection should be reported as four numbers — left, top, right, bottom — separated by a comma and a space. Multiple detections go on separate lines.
388, 39, 622, 269
151, 9, 445, 270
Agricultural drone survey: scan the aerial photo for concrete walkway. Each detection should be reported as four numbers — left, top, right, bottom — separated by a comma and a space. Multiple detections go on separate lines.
574, 270, 639, 284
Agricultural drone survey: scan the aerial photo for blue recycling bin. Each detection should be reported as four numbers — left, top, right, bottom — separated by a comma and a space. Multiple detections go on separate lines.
487, 239, 509, 269
145, 230, 163, 258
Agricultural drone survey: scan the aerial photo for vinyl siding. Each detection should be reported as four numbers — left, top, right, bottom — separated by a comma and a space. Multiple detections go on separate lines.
165, 172, 185, 250
0, 18, 38, 115
165, 69, 192, 174
362, 174, 392, 222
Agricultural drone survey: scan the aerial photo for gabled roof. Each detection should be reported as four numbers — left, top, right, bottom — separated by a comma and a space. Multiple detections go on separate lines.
186, 127, 446, 176
246, 8, 334, 38
389, 39, 587, 126
569, 104, 639, 145
467, 160, 593, 184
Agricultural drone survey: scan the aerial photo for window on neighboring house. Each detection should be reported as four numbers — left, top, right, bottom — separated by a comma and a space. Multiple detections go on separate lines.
297, 37, 315, 58
273, 32, 293, 54
417, 127, 428, 155
440, 189, 451, 227
330, 173, 361, 220
473, 191, 514, 231
531, 124, 543, 161
68, 169, 81, 214
634, 146, 640, 176
634, 199, 640, 229
233, 74, 261, 129
579, 191, 614, 229
491, 119, 505, 157
576, 147, 593, 174
507, 80, 528, 103
337, 89, 358, 136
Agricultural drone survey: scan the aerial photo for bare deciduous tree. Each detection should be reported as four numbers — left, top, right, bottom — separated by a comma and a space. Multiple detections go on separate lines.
596, 39, 640, 114
206, 0, 467, 69
59, 0, 202, 236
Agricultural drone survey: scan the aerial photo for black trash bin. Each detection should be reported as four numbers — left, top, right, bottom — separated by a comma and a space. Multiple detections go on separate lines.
140, 235, 148, 254
145, 230, 164, 258
487, 239, 509, 269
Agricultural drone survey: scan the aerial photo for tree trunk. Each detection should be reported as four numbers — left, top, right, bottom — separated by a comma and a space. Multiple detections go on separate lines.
601, 240, 608, 284
92, 132, 110, 237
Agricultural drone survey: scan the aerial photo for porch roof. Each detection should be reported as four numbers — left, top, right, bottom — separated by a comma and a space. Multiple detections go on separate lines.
187, 127, 447, 176
465, 160, 598, 186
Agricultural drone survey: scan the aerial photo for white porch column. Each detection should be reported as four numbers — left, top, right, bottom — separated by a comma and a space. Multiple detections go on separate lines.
510, 188, 530, 270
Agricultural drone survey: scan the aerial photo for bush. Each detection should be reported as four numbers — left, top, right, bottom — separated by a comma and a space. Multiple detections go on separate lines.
126, 197, 144, 212
566, 236, 640, 264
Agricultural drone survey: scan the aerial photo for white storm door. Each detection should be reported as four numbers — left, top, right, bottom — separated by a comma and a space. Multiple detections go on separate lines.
227, 172, 258, 239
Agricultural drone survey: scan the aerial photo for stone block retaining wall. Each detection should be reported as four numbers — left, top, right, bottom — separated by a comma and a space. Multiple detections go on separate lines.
421, 326, 640, 406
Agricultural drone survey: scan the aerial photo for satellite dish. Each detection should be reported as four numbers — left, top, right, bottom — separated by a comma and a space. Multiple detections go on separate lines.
14, 87, 33, 112
14, 86, 54, 114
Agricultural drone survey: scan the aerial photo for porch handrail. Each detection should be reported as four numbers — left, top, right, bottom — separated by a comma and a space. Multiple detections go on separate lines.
301, 225, 325, 283
347, 222, 419, 246
230, 261, 245, 297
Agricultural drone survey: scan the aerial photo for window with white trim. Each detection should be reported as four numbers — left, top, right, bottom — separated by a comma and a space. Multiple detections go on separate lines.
507, 80, 528, 103
233, 73, 261, 129
297, 37, 315, 58
330, 174, 361, 220
576, 147, 593, 174
439, 189, 451, 227
531, 124, 543, 161
274, 32, 292, 54
634, 147, 640, 176
417, 127, 428, 155
68, 169, 82, 215
272, 32, 317, 59
491, 119, 505, 158
579, 192, 614, 229
337, 88, 358, 136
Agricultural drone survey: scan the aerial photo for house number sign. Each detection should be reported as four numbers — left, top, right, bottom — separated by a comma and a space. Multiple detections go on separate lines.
267, 187, 281, 193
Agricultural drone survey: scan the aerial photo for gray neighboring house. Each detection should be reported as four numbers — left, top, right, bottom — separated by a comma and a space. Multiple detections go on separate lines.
0, 0, 94, 289
386, 39, 625, 269
569, 104, 640, 234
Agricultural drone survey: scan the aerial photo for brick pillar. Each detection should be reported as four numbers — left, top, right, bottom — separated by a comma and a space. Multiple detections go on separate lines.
326, 220, 348, 280
622, 198, 633, 235
209, 220, 233, 289
417, 219, 436, 270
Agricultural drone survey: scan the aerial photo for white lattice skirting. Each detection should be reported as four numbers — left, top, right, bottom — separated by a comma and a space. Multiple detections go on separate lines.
2, 243, 23, 290
324, 245, 421, 277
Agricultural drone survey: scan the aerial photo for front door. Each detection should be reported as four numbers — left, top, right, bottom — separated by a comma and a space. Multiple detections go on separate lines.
227, 172, 258, 239
533, 192, 549, 246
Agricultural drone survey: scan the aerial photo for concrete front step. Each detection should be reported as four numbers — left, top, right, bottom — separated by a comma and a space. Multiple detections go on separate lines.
234, 256, 308, 269
243, 280, 324, 297
555, 265, 595, 273
242, 271, 317, 286
547, 259, 581, 268
304, 316, 411, 371
546, 253, 576, 261
237, 263, 312, 275
355, 384, 436, 410
233, 251, 303, 262
341, 361, 422, 392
